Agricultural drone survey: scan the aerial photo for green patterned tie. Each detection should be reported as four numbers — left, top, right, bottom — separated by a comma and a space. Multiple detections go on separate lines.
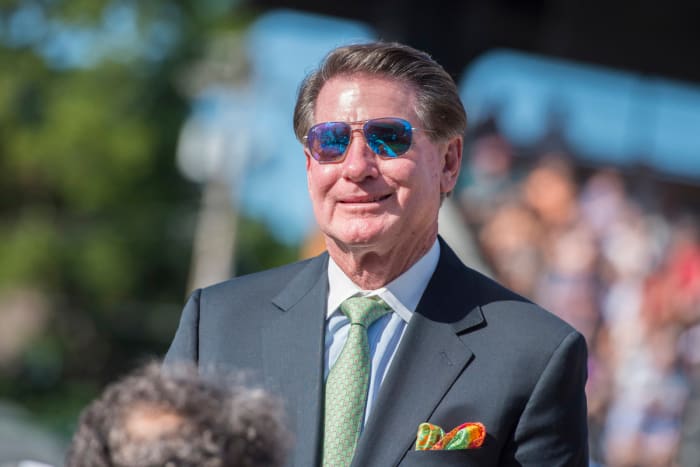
322, 296, 390, 467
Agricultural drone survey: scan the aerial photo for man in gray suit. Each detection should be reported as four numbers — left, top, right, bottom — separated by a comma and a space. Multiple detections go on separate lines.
166, 42, 588, 467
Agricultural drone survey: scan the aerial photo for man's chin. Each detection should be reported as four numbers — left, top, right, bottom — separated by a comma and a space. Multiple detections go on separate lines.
324, 229, 387, 252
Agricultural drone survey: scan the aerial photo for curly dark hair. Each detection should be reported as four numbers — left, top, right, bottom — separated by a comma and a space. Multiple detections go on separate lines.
65, 361, 289, 467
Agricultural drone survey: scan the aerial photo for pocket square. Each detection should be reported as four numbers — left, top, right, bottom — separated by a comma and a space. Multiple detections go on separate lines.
415, 422, 486, 450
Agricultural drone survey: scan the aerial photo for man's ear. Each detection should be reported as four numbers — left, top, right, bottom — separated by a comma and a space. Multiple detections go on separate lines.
440, 136, 463, 194
304, 148, 313, 170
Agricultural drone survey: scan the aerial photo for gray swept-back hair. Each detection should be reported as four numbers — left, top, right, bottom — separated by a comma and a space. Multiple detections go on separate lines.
293, 41, 467, 143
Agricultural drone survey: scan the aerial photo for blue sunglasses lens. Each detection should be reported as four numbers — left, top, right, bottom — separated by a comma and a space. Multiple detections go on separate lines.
306, 118, 414, 163
307, 122, 351, 163
364, 118, 413, 158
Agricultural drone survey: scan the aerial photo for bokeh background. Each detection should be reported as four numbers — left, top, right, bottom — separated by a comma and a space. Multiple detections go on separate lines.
1, 1, 699, 466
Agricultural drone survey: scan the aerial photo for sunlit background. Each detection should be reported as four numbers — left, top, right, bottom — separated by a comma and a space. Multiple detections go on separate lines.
1, 1, 699, 466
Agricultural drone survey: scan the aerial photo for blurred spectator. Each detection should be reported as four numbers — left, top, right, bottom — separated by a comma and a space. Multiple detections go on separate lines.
478, 200, 542, 295
521, 153, 578, 229
459, 118, 700, 466
460, 117, 518, 226
678, 323, 700, 466
578, 170, 628, 238
534, 219, 600, 343
65, 361, 290, 467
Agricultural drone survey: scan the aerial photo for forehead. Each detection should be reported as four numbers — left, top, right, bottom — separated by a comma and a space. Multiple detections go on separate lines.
313, 74, 418, 123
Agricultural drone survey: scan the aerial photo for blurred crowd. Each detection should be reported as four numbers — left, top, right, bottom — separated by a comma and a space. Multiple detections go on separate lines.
458, 120, 700, 467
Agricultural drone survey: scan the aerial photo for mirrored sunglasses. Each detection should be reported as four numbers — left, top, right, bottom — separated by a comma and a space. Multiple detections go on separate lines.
304, 117, 428, 164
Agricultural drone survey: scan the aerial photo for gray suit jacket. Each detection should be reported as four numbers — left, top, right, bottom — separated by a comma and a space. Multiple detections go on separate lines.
165, 239, 588, 466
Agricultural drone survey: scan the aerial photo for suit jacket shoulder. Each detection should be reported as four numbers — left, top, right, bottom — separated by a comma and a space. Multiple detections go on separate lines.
164, 252, 329, 369
201, 253, 325, 304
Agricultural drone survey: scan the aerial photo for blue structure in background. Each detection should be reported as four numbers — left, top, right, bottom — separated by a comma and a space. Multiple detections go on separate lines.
459, 50, 700, 180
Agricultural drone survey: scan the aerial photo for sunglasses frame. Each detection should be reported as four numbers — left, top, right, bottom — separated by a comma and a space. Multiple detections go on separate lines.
303, 117, 433, 164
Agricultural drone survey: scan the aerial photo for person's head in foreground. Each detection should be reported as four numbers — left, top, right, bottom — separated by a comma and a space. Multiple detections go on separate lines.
65, 361, 289, 467
294, 42, 467, 288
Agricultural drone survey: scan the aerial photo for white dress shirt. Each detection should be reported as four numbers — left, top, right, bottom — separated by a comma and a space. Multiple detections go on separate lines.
324, 239, 440, 426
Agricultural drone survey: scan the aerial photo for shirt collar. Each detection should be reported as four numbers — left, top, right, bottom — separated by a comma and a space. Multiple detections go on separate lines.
326, 239, 440, 323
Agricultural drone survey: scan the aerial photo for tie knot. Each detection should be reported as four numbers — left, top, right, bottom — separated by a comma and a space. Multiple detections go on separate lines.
339, 296, 390, 328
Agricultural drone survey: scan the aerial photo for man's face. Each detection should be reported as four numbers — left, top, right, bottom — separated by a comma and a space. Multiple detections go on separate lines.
305, 74, 461, 255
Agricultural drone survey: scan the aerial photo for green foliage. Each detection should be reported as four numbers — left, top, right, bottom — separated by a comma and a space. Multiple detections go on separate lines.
236, 215, 300, 276
0, 211, 61, 286
0, 0, 275, 446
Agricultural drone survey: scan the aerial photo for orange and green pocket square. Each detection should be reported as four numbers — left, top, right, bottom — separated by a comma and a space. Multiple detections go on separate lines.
415, 422, 486, 450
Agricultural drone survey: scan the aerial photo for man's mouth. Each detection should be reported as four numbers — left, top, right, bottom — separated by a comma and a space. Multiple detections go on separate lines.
340, 194, 392, 203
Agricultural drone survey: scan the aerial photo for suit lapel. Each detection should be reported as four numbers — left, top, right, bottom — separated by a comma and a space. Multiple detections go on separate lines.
264, 254, 329, 467
351, 240, 486, 467
351, 313, 476, 467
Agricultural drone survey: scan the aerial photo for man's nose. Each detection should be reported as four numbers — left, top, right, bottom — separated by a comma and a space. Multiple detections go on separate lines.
341, 128, 379, 181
